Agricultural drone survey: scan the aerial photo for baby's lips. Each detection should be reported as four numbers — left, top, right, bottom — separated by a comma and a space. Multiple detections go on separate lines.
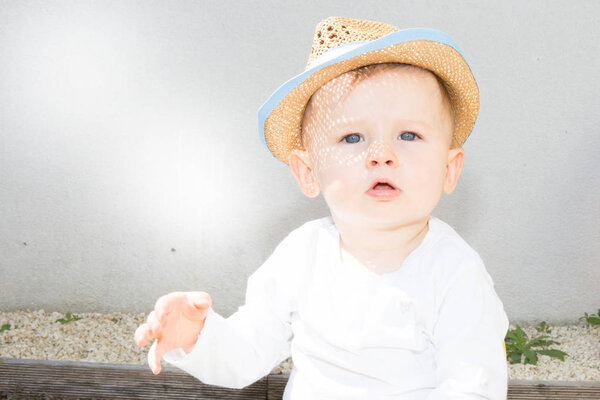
367, 177, 399, 191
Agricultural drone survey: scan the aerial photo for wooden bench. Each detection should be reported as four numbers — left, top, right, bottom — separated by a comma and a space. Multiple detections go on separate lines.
1, 358, 599, 399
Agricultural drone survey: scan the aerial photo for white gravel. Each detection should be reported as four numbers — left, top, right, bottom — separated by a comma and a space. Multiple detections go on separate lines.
1, 310, 598, 380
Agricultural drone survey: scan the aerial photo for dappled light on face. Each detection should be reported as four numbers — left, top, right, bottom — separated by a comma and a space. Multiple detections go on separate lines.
300, 63, 453, 180
295, 63, 457, 242
301, 72, 366, 172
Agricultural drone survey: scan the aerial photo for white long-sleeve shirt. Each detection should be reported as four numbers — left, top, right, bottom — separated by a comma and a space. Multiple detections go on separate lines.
164, 215, 509, 399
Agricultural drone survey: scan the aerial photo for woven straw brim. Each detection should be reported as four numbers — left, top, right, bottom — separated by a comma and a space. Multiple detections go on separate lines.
264, 40, 479, 165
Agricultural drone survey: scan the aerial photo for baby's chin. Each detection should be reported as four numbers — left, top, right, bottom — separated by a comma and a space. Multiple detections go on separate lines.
329, 207, 427, 230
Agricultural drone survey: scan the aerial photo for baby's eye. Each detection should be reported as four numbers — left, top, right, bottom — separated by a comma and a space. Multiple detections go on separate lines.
399, 131, 419, 141
341, 133, 363, 144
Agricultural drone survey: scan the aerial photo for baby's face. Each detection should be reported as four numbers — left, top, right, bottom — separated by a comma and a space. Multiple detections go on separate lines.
290, 65, 463, 229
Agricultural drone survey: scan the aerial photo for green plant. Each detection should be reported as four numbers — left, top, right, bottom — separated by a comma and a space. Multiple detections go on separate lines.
504, 321, 568, 365
55, 312, 82, 324
579, 309, 600, 326
535, 320, 551, 334
0, 323, 11, 332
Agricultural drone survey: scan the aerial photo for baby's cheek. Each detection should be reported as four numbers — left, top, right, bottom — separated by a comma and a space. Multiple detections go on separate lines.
321, 178, 347, 201
420, 167, 446, 204
322, 178, 361, 216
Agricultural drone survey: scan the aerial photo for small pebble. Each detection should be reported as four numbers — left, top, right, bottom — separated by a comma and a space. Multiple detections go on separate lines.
0, 310, 598, 380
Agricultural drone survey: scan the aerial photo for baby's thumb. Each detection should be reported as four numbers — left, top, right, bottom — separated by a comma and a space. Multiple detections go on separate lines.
148, 340, 162, 375
186, 293, 211, 319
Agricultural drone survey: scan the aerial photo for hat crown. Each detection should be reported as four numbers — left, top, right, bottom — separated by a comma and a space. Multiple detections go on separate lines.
259, 16, 479, 164
305, 17, 398, 70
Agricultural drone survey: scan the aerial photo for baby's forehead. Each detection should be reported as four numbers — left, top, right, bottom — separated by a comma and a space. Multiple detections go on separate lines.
310, 65, 441, 110
305, 65, 444, 124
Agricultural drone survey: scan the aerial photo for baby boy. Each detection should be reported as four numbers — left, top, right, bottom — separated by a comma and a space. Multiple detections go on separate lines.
135, 17, 509, 399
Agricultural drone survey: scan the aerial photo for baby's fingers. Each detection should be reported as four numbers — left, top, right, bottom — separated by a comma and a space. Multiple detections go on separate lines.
148, 335, 173, 375
148, 340, 162, 375
135, 311, 162, 347
134, 323, 151, 347
155, 292, 184, 322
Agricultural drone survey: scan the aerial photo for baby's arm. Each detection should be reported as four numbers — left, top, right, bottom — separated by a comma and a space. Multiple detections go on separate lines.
427, 259, 509, 400
137, 233, 297, 389
134, 291, 212, 374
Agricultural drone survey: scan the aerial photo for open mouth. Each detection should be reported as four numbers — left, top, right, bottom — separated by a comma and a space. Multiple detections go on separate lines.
369, 179, 398, 190
366, 179, 401, 199
372, 182, 396, 190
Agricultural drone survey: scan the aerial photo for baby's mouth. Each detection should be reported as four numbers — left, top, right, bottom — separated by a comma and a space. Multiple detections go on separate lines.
366, 179, 401, 199
369, 179, 398, 190
373, 182, 395, 190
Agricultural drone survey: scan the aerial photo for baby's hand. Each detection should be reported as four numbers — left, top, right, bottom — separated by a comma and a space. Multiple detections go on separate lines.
134, 291, 211, 374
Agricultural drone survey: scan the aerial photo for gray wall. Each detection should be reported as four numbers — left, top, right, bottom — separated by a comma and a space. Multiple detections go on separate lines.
1, 0, 598, 325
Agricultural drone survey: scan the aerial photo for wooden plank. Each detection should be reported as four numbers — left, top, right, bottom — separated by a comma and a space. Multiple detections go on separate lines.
0, 357, 267, 399
508, 379, 600, 399
267, 373, 289, 400
2, 358, 600, 399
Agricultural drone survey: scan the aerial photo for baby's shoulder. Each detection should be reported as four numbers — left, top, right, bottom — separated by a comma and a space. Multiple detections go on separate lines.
281, 215, 335, 246
426, 217, 489, 283
261, 216, 333, 268
248, 217, 332, 293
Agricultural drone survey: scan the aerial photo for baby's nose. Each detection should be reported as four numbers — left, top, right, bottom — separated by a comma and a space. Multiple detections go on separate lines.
366, 141, 398, 169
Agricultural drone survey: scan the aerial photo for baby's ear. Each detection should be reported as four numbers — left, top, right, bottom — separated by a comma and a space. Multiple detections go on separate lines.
443, 147, 465, 195
289, 149, 320, 198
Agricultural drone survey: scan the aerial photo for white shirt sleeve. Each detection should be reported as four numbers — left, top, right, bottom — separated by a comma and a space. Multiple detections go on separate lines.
426, 259, 509, 400
162, 235, 296, 389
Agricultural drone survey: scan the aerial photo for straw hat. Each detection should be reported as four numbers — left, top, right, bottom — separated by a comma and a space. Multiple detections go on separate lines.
257, 16, 479, 164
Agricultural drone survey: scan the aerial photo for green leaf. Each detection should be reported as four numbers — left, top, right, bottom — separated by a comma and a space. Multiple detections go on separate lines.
535, 321, 551, 333
508, 352, 522, 364
509, 325, 528, 345
523, 349, 538, 365
528, 337, 558, 348
580, 310, 600, 326
587, 316, 600, 325
0, 323, 11, 332
55, 312, 82, 324
537, 349, 568, 361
